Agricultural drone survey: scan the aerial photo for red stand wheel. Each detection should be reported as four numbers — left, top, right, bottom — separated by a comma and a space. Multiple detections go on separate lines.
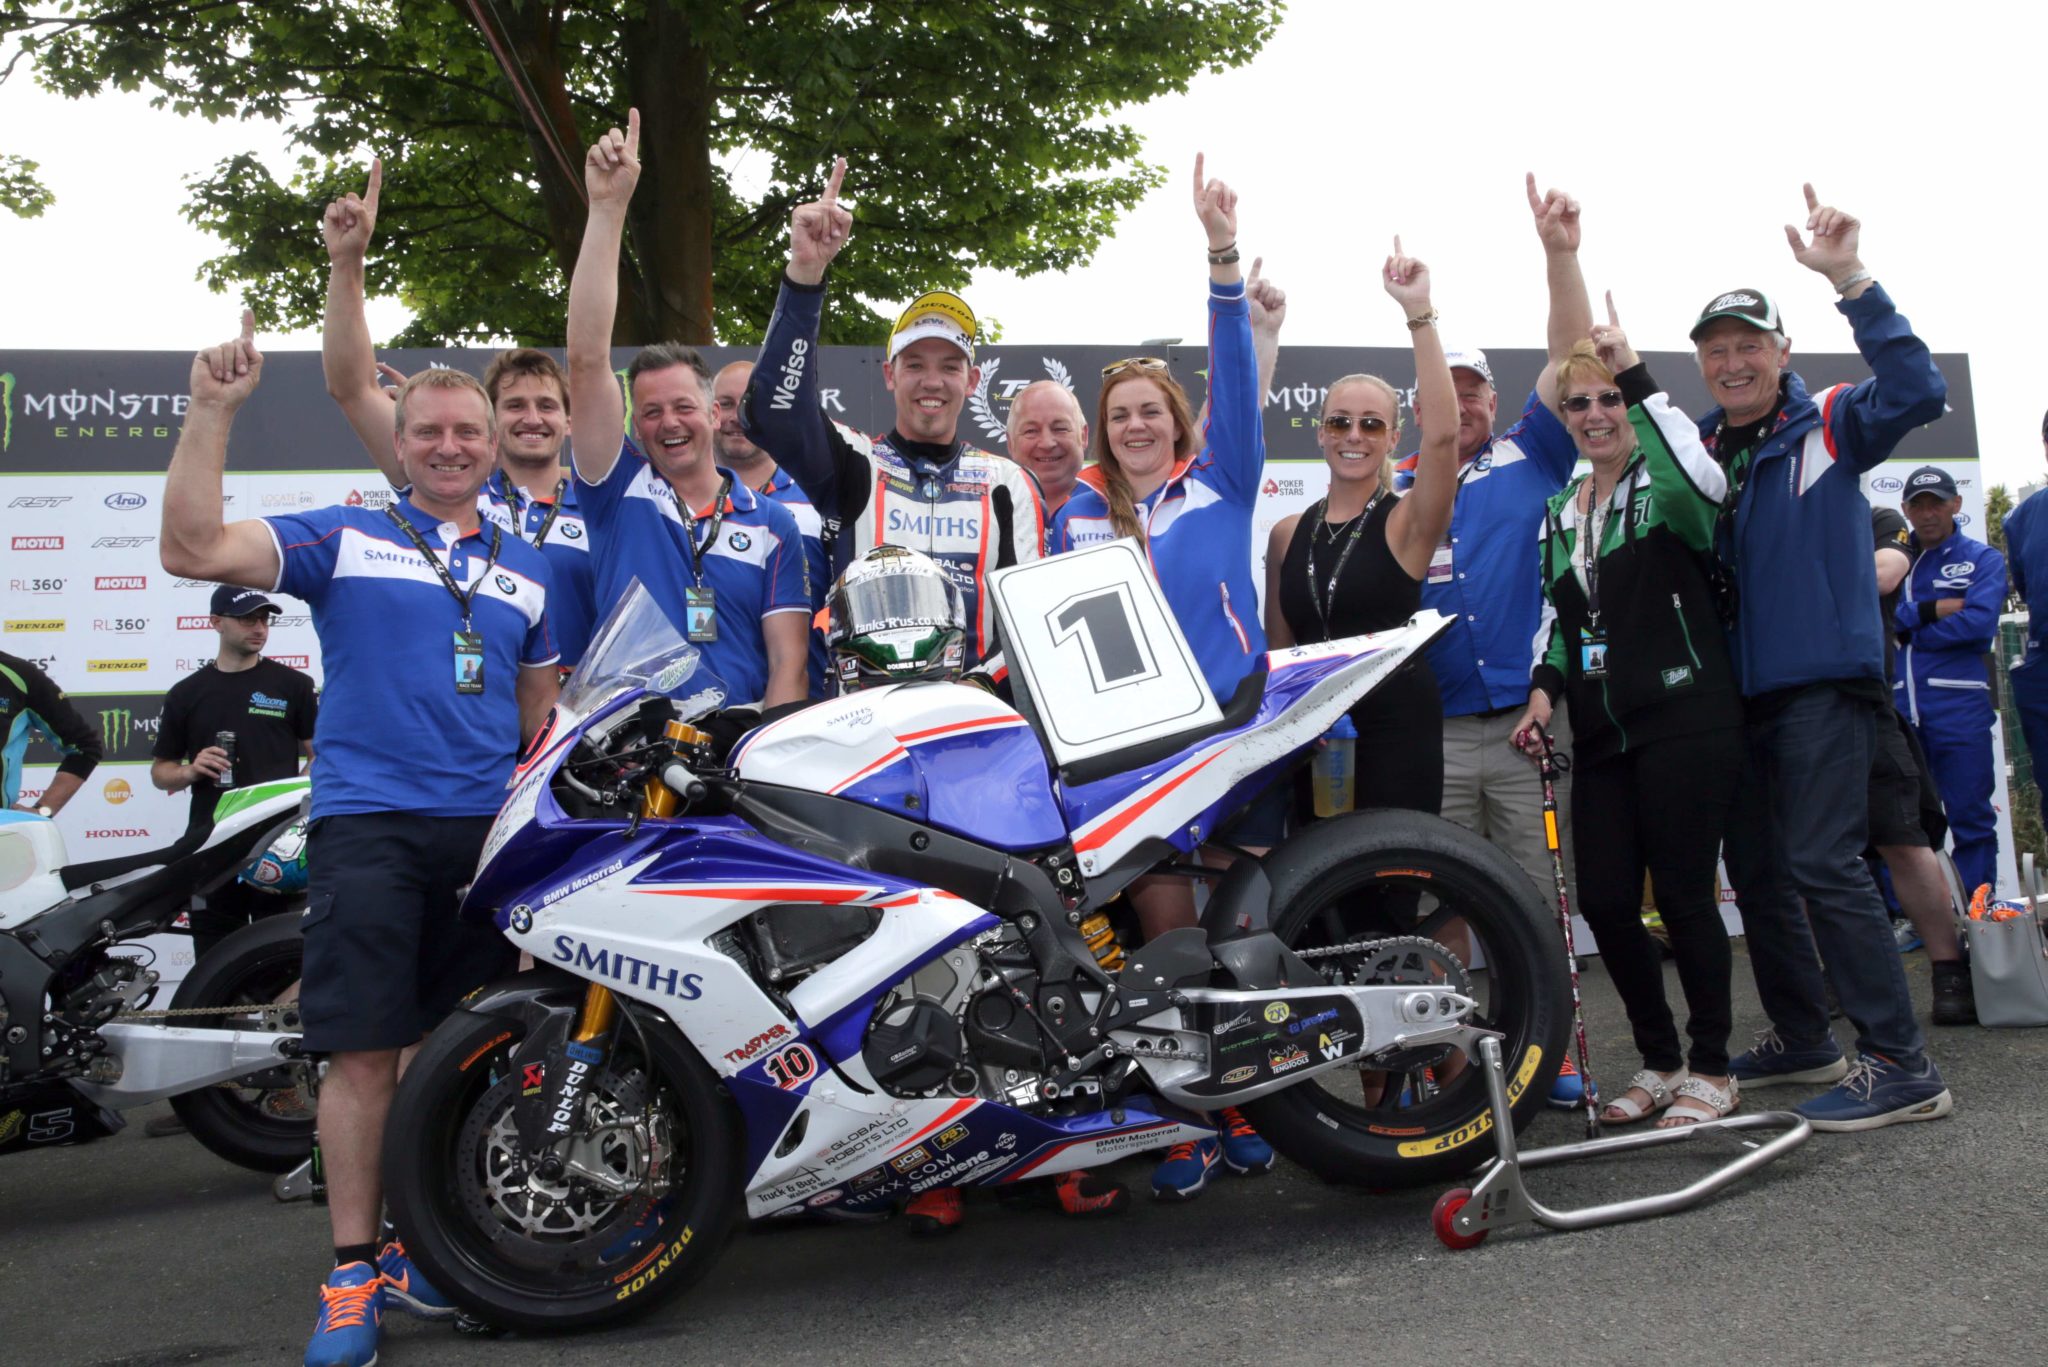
1430, 1187, 1488, 1250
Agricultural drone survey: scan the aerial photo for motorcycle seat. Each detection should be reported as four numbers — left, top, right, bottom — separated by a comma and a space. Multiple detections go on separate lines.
59, 828, 211, 893
1056, 661, 1269, 788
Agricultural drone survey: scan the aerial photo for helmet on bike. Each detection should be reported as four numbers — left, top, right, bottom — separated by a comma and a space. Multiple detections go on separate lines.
826, 545, 967, 693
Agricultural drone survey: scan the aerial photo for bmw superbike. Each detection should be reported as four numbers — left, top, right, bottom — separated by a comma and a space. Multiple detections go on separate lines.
384, 583, 1569, 1329
0, 782, 315, 1170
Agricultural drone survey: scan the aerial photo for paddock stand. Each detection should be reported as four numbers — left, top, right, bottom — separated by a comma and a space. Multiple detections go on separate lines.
1428, 1034, 1812, 1249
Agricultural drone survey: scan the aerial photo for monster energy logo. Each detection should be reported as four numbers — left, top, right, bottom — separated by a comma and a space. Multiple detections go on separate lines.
2, 372, 13, 452
98, 707, 158, 750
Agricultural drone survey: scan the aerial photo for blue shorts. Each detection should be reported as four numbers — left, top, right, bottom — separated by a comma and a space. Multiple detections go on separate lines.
298, 812, 515, 1054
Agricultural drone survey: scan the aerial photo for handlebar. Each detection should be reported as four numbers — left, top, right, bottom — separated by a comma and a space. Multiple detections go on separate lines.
661, 760, 708, 803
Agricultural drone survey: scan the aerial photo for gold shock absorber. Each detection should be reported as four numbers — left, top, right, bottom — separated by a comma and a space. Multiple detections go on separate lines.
641, 777, 678, 819
572, 982, 618, 1043
1077, 912, 1126, 971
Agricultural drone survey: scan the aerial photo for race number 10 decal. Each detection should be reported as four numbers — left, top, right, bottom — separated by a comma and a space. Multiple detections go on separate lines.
764, 1043, 818, 1091
1049, 585, 1159, 691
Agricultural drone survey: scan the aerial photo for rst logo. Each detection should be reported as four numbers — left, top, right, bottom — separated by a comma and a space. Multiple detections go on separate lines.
7, 496, 70, 508
10, 536, 61, 550
95, 576, 147, 591
92, 536, 153, 549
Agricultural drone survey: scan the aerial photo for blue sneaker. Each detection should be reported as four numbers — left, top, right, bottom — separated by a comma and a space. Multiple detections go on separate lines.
305, 1262, 382, 1367
1892, 918, 1923, 954
1795, 1054, 1954, 1132
1547, 1053, 1596, 1109
376, 1240, 456, 1321
1217, 1107, 1275, 1175
1150, 1137, 1220, 1201
1729, 1028, 1849, 1088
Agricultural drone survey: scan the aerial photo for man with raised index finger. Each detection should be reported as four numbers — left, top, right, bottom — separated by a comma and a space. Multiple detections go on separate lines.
1695, 184, 1953, 1132
159, 311, 560, 1367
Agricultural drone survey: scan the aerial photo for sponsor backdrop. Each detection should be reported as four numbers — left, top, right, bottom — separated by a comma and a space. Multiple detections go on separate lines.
6, 342, 2004, 928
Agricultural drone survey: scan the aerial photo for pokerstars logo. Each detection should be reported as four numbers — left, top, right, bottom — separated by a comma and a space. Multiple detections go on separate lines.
344, 488, 395, 510
1261, 477, 1306, 497
11, 535, 62, 550
96, 576, 148, 590
103, 778, 132, 805
177, 616, 215, 630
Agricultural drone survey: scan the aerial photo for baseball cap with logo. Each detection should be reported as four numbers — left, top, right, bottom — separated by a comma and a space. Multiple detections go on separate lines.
1442, 349, 1494, 386
210, 585, 281, 617
887, 291, 977, 363
1903, 465, 1959, 502
1689, 288, 1783, 341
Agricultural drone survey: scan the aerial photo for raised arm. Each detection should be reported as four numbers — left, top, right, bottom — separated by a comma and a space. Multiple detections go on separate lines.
1249, 256, 1285, 412
566, 109, 640, 486
319, 158, 402, 486
1527, 173, 1591, 411
742, 157, 865, 516
1788, 183, 1948, 469
1193, 153, 1264, 501
1597, 294, 1726, 550
1384, 238, 1456, 576
161, 310, 284, 590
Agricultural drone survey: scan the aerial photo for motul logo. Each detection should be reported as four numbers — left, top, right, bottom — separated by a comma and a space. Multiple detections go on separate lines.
96, 576, 147, 590
177, 616, 214, 630
11, 536, 62, 550
272, 655, 311, 668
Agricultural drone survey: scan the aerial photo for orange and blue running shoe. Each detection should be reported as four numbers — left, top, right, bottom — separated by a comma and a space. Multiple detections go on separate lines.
1150, 1137, 1220, 1201
1217, 1106, 1275, 1174
376, 1240, 455, 1321
1547, 1052, 1596, 1109
904, 1186, 965, 1236
1053, 1170, 1131, 1217
304, 1261, 382, 1367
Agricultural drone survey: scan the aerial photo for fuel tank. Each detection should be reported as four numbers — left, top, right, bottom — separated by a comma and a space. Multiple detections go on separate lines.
731, 683, 1069, 852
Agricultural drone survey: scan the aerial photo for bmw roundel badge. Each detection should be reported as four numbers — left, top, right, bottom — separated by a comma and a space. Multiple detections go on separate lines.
509, 905, 533, 934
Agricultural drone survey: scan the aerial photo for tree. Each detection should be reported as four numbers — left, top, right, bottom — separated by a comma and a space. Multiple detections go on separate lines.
0, 1, 1284, 346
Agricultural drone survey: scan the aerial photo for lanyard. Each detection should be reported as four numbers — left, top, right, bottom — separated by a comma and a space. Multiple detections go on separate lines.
502, 477, 567, 549
683, 474, 733, 588
1575, 456, 1642, 626
385, 506, 502, 630
1304, 489, 1384, 641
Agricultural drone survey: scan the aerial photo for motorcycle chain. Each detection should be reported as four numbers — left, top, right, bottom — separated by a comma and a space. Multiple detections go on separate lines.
110, 1003, 300, 1028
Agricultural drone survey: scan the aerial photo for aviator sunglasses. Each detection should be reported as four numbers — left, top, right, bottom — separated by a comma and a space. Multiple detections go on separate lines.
1101, 356, 1171, 378
1321, 414, 1391, 434
1562, 390, 1625, 414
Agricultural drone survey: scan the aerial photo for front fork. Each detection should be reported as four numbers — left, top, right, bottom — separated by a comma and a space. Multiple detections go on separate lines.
527, 983, 619, 1179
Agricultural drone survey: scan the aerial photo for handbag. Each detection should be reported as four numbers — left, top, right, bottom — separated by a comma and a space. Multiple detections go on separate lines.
1960, 855, 2048, 1027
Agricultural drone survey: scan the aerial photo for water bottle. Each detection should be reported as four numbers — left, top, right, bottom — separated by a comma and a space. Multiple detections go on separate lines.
1312, 715, 1357, 818
215, 730, 237, 788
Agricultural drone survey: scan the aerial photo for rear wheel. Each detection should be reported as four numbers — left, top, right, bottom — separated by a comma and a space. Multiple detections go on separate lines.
1242, 809, 1568, 1188
381, 996, 742, 1331
166, 909, 313, 1172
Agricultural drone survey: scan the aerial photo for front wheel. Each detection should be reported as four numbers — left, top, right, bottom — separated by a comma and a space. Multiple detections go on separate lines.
381, 992, 743, 1332
1242, 809, 1568, 1188
166, 909, 314, 1172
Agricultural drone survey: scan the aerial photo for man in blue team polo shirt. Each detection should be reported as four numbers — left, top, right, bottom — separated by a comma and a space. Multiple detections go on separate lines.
566, 112, 810, 706
161, 313, 560, 1367
319, 161, 600, 667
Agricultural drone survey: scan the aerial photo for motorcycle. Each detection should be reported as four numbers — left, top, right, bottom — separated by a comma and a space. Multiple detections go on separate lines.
384, 580, 1569, 1330
0, 780, 315, 1171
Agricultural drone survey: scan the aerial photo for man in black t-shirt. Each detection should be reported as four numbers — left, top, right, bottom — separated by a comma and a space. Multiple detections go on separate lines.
152, 586, 317, 835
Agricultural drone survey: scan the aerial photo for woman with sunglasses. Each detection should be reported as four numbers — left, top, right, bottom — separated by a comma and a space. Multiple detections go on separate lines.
1048, 154, 1281, 1200
1262, 238, 1458, 816
1510, 296, 1744, 1128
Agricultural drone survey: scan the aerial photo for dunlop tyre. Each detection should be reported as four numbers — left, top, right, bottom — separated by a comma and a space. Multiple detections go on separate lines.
382, 996, 741, 1330
1241, 808, 1568, 1188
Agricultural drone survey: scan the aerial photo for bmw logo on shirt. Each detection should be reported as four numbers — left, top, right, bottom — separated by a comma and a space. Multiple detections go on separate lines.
495, 573, 517, 594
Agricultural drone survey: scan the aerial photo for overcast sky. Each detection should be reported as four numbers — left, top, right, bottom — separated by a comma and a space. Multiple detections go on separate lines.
2, 2, 2041, 490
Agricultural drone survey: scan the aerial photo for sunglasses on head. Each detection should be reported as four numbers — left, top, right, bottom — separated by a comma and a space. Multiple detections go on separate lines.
1321, 414, 1391, 435
1562, 390, 1625, 414
1101, 356, 1170, 378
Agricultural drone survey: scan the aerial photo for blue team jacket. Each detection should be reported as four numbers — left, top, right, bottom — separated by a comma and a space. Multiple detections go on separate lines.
1894, 527, 2003, 723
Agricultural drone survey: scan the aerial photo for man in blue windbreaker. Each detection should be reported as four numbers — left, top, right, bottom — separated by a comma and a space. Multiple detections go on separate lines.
1696, 184, 1953, 1132
2001, 411, 2048, 843
1892, 465, 2005, 899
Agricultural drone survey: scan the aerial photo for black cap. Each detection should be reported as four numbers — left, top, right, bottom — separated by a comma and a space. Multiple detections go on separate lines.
1902, 466, 1959, 503
1689, 288, 1783, 342
209, 585, 281, 617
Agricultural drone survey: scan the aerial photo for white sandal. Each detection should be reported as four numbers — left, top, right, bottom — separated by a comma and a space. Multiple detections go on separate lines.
1659, 1074, 1740, 1128
1599, 1068, 1687, 1125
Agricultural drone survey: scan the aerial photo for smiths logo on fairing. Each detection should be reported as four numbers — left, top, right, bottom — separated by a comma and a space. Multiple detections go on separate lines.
548, 935, 703, 1000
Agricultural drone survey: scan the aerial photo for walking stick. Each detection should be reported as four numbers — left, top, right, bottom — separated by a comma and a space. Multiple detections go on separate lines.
1527, 720, 1600, 1139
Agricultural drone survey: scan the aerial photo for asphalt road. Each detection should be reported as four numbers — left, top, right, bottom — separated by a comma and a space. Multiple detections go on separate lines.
5, 948, 2045, 1367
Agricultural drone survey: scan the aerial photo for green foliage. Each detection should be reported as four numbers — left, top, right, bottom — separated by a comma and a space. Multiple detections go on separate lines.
1, 1, 1285, 346
0, 153, 54, 217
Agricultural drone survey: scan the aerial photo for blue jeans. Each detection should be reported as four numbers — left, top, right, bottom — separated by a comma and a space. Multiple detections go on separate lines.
1722, 686, 1927, 1066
